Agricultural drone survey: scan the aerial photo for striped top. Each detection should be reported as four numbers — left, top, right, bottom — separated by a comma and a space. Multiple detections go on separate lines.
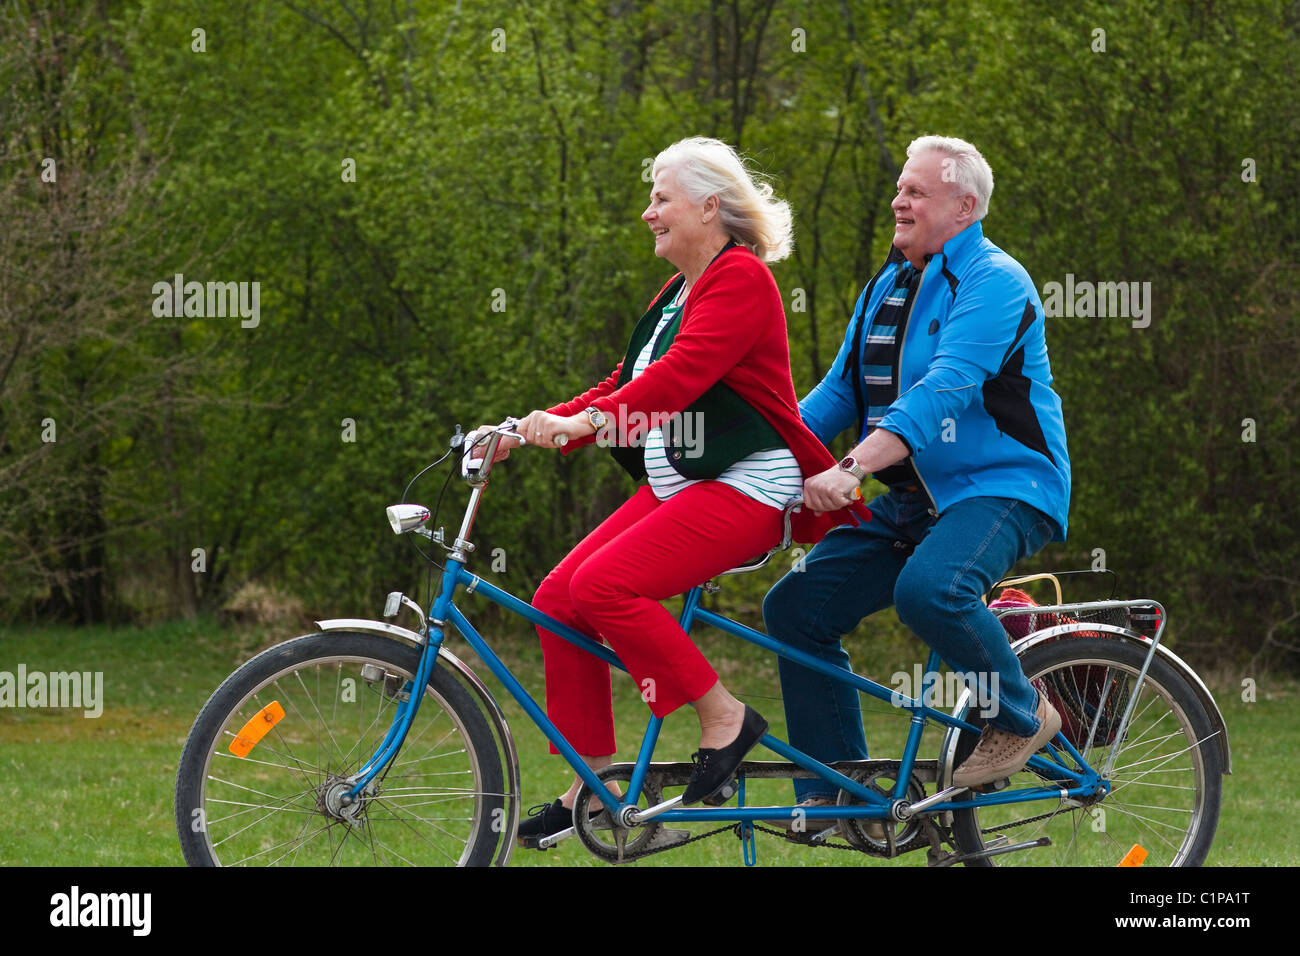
632, 287, 803, 507
860, 263, 922, 487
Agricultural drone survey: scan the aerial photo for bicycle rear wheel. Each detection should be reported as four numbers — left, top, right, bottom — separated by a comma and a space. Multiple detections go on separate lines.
176, 632, 507, 866
947, 636, 1222, 866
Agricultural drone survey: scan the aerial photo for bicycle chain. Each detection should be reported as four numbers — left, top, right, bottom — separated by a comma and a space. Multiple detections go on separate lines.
581, 763, 956, 861
590, 798, 1048, 859
621, 803, 1066, 858
629, 822, 736, 858
752, 822, 864, 852
979, 808, 1068, 834
627, 821, 870, 860
976, 771, 1093, 834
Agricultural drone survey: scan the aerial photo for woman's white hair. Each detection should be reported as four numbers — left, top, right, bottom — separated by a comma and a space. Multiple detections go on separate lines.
906, 135, 994, 221
651, 137, 794, 263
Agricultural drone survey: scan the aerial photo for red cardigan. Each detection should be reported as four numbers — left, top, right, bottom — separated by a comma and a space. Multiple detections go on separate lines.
547, 246, 870, 542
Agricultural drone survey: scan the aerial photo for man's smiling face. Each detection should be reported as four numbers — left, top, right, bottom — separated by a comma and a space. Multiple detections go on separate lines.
891, 150, 976, 267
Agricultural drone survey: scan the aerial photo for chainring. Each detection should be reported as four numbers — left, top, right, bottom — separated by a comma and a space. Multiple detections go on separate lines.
836, 762, 929, 856
572, 765, 690, 863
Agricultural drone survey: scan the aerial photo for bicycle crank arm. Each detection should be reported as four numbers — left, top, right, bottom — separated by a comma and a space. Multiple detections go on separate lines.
625, 794, 682, 825
898, 784, 968, 817
537, 826, 578, 850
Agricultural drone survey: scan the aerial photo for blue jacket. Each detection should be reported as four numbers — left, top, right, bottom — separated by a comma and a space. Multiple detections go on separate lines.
800, 220, 1071, 538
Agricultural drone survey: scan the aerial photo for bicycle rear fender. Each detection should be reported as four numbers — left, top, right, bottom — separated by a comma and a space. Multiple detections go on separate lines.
315, 617, 522, 865
1010, 624, 1231, 774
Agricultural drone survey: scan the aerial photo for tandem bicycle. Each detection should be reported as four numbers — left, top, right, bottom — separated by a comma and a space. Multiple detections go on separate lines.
175, 419, 1228, 866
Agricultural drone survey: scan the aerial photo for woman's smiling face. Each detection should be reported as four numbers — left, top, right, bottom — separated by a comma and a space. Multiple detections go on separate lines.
642, 166, 711, 269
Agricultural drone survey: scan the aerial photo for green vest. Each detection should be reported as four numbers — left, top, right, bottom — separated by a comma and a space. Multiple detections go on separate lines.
608, 272, 782, 482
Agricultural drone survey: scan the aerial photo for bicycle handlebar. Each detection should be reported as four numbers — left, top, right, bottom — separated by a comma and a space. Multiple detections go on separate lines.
461, 420, 513, 482
462, 418, 572, 482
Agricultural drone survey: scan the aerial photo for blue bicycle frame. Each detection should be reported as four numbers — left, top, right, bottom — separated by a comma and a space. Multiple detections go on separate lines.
343, 551, 1105, 827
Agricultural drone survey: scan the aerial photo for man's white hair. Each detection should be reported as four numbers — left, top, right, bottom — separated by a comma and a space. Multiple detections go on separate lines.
906, 135, 994, 221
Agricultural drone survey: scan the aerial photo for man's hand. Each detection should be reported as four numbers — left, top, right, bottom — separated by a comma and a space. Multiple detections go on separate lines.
516, 409, 594, 449
803, 466, 862, 514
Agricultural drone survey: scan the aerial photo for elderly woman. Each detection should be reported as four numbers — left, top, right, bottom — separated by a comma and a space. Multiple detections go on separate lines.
484, 137, 868, 848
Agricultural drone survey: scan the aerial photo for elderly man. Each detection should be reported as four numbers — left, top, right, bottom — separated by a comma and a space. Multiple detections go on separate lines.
765, 135, 1071, 819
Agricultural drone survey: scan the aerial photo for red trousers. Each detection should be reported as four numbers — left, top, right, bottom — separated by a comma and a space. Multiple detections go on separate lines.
533, 482, 783, 755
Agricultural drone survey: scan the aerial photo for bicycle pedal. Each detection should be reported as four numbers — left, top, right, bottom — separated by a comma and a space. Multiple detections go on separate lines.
970, 777, 1011, 793
702, 779, 739, 807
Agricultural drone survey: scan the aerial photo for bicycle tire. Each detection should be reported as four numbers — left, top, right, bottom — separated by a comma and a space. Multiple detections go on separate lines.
947, 636, 1222, 867
175, 631, 507, 866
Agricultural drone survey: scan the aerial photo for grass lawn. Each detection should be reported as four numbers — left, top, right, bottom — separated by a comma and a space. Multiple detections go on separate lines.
1, 614, 1294, 867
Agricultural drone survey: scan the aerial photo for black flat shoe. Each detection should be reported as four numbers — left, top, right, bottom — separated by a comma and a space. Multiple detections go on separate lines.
516, 799, 603, 850
682, 705, 769, 806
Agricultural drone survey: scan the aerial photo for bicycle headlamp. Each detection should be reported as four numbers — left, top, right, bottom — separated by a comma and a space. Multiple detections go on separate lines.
386, 504, 431, 534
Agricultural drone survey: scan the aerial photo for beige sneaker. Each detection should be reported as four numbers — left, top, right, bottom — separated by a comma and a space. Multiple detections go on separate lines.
952, 692, 1062, 789
784, 796, 885, 843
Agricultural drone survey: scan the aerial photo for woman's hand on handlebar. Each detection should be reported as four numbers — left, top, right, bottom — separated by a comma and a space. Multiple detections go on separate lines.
516, 409, 591, 449
468, 425, 520, 463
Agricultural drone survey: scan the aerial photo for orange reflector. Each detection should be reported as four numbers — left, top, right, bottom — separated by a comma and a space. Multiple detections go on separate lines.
1118, 844, 1147, 867
852, 487, 862, 500
228, 701, 285, 757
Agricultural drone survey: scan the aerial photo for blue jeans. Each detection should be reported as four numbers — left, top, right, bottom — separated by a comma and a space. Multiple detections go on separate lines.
762, 490, 1057, 801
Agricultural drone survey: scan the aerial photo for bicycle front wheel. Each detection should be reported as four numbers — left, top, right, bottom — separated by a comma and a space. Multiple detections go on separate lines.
947, 636, 1223, 866
176, 632, 507, 866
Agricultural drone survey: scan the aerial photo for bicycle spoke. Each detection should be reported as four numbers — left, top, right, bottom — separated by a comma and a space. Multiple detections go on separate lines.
1100, 802, 1186, 849
206, 774, 317, 807
270, 681, 337, 775
295, 668, 346, 763
1105, 777, 1197, 795
211, 788, 320, 848
335, 691, 393, 770
367, 798, 465, 865
227, 823, 332, 866
288, 803, 319, 867
219, 732, 330, 781
206, 799, 318, 826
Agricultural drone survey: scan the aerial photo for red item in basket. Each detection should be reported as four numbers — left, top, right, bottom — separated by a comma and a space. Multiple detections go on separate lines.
989, 587, 1038, 640
991, 586, 1125, 750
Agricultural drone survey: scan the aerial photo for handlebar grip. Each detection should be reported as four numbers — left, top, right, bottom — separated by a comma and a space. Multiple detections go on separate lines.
556, 434, 569, 447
